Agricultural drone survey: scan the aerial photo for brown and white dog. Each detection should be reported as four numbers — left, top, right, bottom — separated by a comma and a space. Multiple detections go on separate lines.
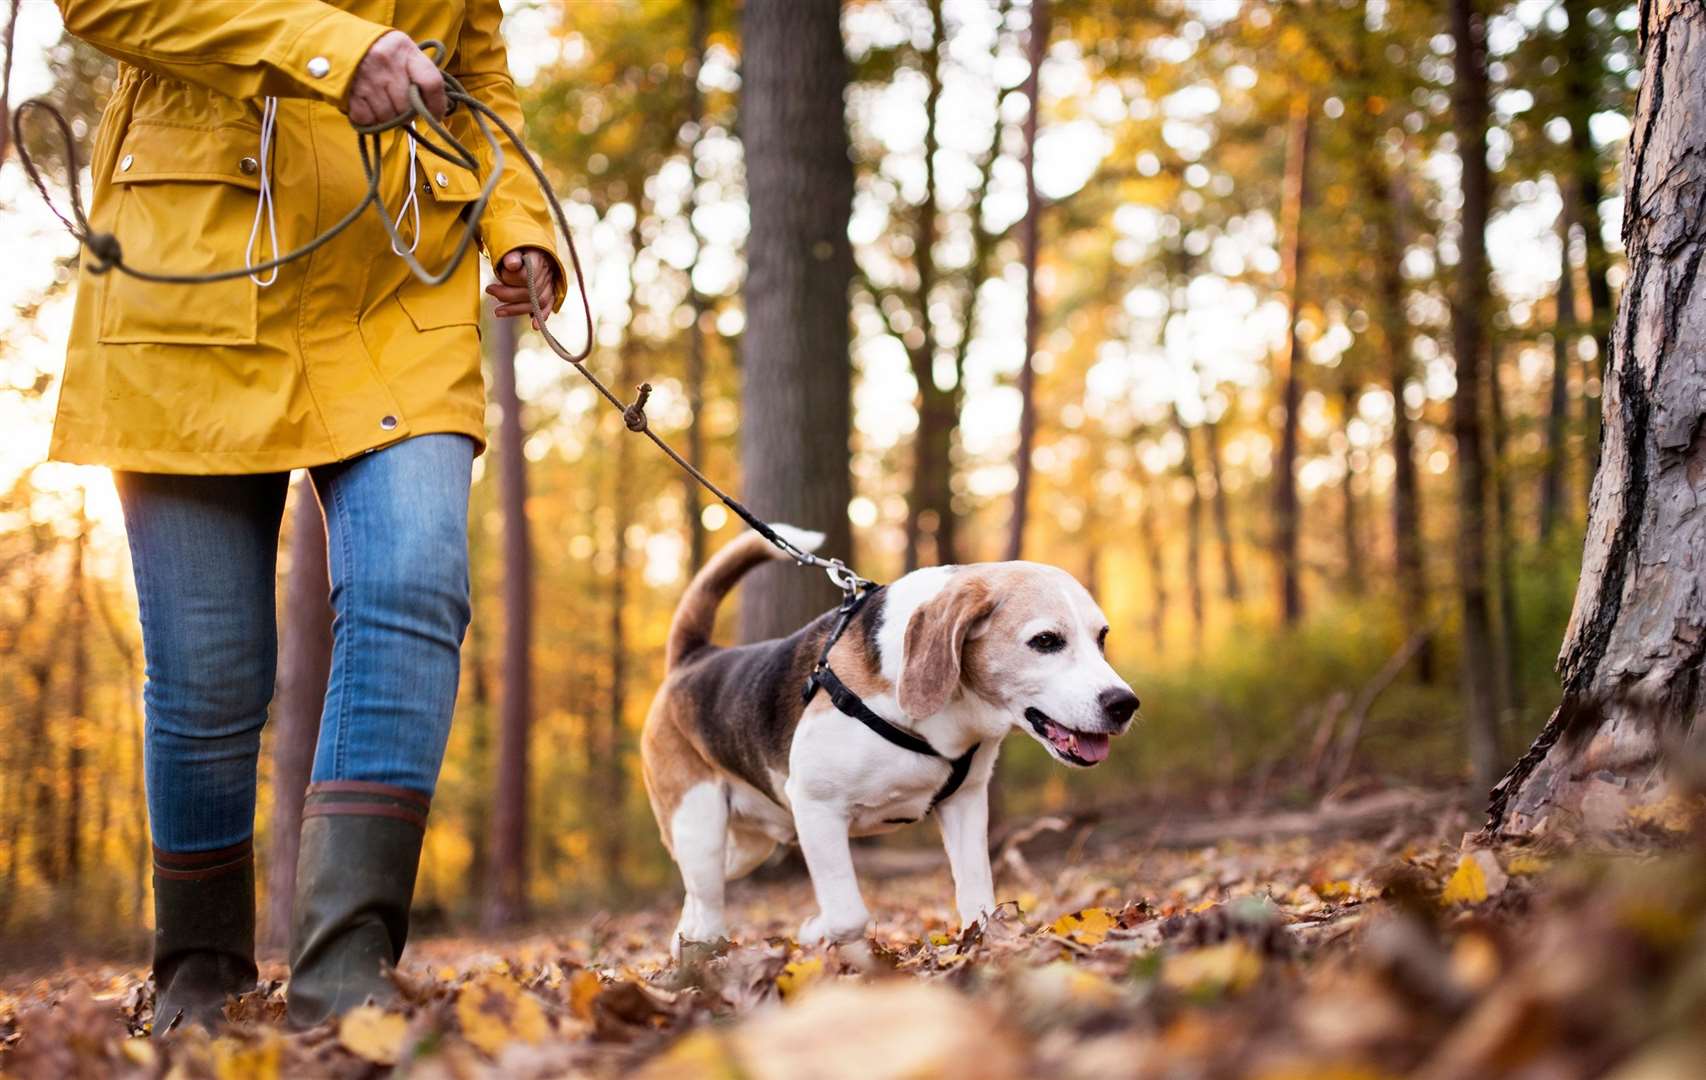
641, 526, 1139, 952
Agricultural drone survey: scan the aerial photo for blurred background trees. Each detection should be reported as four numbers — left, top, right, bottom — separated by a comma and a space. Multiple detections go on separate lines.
0, 0, 1645, 960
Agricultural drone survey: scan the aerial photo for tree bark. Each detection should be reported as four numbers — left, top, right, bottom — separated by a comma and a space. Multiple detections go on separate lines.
1339, 375, 1365, 596
1488, 0, 1706, 835
682, 0, 709, 573
1139, 481, 1167, 655
1451, 0, 1502, 792
485, 314, 532, 927
64, 499, 88, 884
1352, 5, 1431, 678
1272, 96, 1312, 626
739, 0, 855, 641
904, 0, 949, 573
1005, 0, 1049, 563
1203, 417, 1241, 603
265, 479, 332, 948
0, 0, 22, 166
1174, 409, 1205, 651
1539, 200, 1579, 540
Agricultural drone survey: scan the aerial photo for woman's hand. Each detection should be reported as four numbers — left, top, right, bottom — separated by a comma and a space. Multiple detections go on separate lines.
348, 31, 447, 126
489, 248, 559, 329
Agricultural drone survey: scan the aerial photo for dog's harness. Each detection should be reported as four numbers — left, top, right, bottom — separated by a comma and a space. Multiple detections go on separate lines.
802, 586, 980, 813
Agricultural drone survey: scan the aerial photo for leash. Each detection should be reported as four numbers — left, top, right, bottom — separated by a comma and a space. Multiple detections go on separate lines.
10, 38, 872, 602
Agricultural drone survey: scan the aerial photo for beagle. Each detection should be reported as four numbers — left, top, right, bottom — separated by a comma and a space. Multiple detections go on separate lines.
641, 526, 1140, 952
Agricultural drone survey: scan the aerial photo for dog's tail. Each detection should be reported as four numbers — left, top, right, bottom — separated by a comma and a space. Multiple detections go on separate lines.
665, 524, 826, 670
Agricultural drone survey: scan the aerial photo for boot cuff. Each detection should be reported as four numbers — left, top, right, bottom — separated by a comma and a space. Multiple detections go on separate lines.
303, 781, 431, 829
153, 837, 254, 881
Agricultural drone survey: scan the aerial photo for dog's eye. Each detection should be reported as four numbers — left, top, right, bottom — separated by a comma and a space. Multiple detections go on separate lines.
1028, 631, 1066, 654
1097, 627, 1109, 653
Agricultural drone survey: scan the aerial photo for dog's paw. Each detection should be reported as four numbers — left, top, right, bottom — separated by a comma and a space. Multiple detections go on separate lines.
798, 911, 867, 946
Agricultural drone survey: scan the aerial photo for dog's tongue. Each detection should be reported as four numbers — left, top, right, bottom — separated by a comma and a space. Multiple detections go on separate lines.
1074, 732, 1111, 763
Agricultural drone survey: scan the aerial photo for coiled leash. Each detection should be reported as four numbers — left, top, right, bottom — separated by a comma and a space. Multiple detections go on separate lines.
13, 40, 977, 799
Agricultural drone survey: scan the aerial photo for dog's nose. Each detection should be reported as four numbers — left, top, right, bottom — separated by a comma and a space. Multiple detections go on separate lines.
1100, 687, 1140, 727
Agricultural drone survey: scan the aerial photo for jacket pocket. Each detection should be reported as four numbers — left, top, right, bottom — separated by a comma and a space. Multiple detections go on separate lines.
98, 121, 264, 346
395, 159, 482, 332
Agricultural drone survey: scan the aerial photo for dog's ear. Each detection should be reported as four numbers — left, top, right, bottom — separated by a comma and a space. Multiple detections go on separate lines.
897, 576, 997, 721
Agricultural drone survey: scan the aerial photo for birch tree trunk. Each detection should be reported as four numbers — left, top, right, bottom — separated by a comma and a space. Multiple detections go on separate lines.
1488, 0, 1706, 835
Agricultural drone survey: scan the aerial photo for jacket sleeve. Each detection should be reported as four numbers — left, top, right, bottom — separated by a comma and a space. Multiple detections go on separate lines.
451, 0, 567, 310
56, 0, 392, 108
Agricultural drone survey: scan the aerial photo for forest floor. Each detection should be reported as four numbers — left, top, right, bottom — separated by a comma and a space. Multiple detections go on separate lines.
3, 787, 1705, 1079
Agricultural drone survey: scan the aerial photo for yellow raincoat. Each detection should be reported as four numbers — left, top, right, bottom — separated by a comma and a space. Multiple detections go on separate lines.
48, 0, 565, 474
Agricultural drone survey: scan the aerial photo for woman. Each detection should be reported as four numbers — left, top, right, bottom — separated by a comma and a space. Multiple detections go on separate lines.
49, 0, 562, 1030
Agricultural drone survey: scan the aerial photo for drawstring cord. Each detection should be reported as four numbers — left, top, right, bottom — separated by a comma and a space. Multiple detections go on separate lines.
391, 132, 421, 257
244, 95, 279, 287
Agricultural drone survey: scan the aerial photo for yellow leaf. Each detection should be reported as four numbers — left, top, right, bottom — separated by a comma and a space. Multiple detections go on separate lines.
1049, 907, 1117, 946
1161, 942, 1262, 996
437, 965, 458, 982
1441, 853, 1490, 905
927, 930, 954, 947
1629, 794, 1704, 833
568, 968, 603, 1020
456, 974, 549, 1057
1314, 879, 1356, 900
210, 1034, 282, 1080
776, 957, 824, 1001
122, 1039, 157, 1069
1504, 852, 1549, 877
338, 1005, 408, 1066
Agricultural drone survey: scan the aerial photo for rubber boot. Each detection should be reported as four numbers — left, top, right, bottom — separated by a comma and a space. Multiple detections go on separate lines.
151, 839, 258, 1035
286, 782, 430, 1028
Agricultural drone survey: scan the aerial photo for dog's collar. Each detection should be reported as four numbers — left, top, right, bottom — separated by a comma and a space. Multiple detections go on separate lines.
802, 587, 980, 812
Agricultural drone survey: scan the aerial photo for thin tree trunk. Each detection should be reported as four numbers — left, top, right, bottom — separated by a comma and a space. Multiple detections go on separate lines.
1489, 0, 1706, 834
1203, 417, 1241, 603
1353, 5, 1431, 678
1450, 0, 1502, 792
65, 499, 88, 884
485, 314, 532, 927
0, 0, 22, 166
1005, 0, 1049, 563
1561, 0, 1615, 495
1487, 339, 1522, 721
1272, 96, 1312, 626
1139, 482, 1167, 655
1539, 200, 1579, 540
739, 0, 855, 641
682, 0, 709, 573
1175, 409, 1205, 651
1339, 376, 1365, 596
265, 479, 332, 949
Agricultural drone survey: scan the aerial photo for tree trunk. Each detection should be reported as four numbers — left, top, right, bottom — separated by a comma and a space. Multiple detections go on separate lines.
1487, 338, 1522, 722
1488, 0, 1706, 835
1450, 0, 1503, 792
739, 0, 855, 641
1272, 96, 1312, 626
485, 314, 532, 927
1352, 6, 1432, 677
1005, 0, 1049, 563
683, 0, 709, 573
1139, 481, 1167, 655
0, 0, 22, 166
904, 0, 948, 573
1203, 417, 1241, 603
1561, 0, 1615, 491
265, 479, 332, 948
1339, 375, 1365, 596
1175, 409, 1205, 651
64, 500, 88, 885
1539, 200, 1579, 540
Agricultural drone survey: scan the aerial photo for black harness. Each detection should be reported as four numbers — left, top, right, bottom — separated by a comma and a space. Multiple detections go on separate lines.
801, 586, 980, 813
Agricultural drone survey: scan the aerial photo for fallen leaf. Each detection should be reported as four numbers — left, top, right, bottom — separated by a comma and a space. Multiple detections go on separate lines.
776, 957, 825, 1000
338, 1005, 408, 1066
1049, 907, 1117, 947
210, 1033, 282, 1080
456, 974, 549, 1057
1441, 851, 1507, 906
568, 968, 603, 1020
1161, 941, 1263, 996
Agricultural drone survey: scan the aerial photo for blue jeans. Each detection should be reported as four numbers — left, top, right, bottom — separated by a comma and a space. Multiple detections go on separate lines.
117, 434, 475, 854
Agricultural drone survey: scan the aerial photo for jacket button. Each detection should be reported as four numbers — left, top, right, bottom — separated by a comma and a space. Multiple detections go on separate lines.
307, 56, 330, 78
379, 415, 398, 431
120, 154, 134, 172
434, 171, 449, 188
238, 157, 259, 175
